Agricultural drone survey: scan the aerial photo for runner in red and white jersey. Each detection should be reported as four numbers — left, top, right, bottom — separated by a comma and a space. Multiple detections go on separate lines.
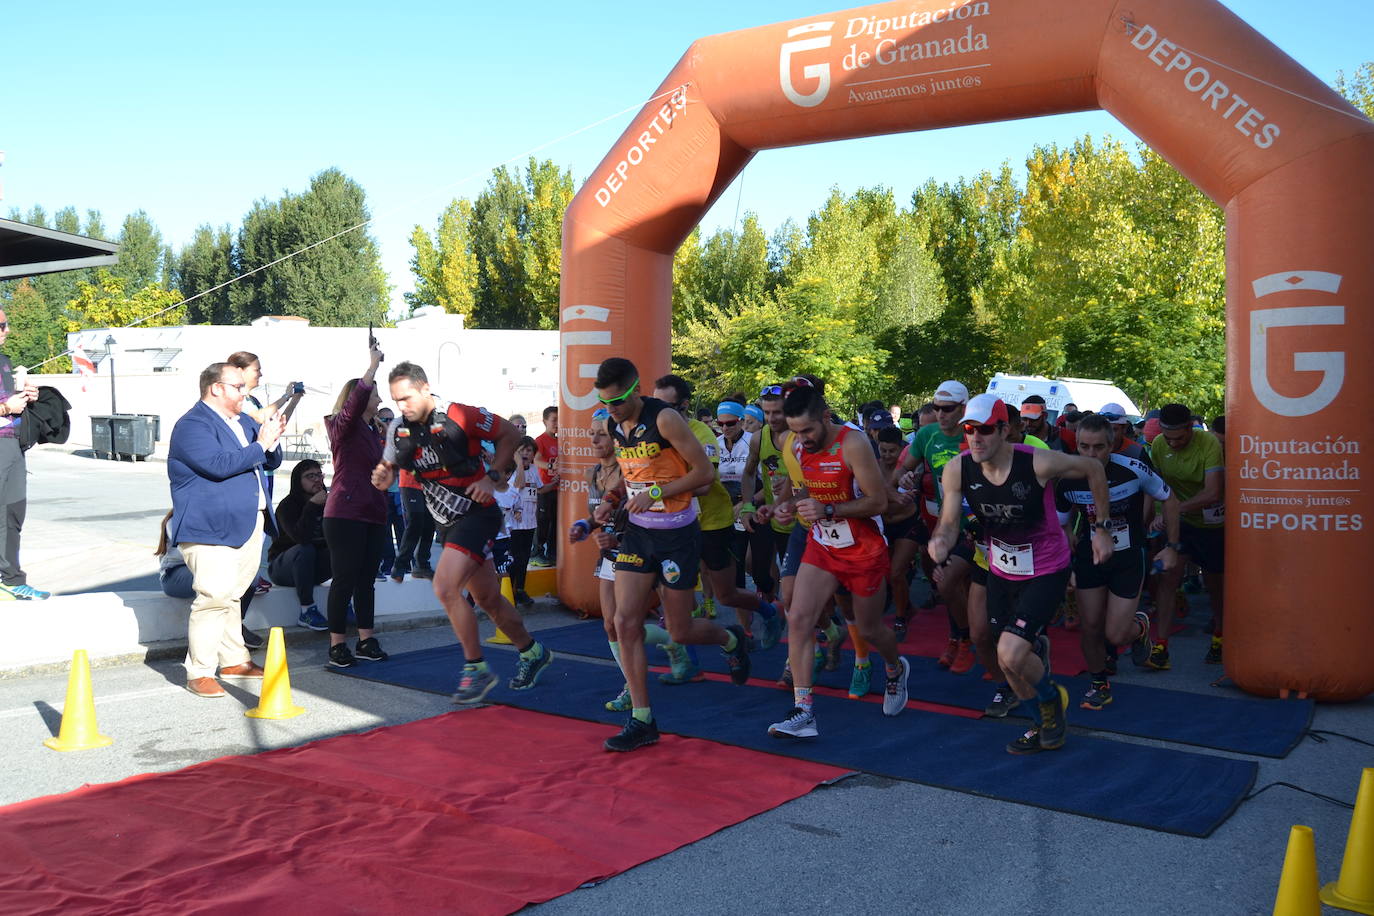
765, 386, 909, 740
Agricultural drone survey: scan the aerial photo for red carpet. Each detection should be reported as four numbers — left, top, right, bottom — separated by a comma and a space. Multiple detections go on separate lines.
0, 707, 845, 915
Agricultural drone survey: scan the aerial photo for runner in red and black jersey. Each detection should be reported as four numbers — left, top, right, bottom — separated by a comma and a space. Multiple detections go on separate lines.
370, 361, 553, 705
766, 386, 908, 740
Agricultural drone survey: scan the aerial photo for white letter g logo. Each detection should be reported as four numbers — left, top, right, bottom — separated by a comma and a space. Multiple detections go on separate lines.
780, 22, 833, 108
1250, 271, 1345, 418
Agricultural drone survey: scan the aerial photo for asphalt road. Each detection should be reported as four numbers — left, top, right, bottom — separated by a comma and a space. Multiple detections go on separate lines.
4, 447, 1370, 915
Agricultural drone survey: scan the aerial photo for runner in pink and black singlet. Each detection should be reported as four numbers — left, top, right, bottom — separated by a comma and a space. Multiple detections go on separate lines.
929, 394, 1115, 757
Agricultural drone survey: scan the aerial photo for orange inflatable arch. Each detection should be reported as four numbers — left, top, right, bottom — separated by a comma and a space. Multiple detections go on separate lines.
556, 0, 1374, 702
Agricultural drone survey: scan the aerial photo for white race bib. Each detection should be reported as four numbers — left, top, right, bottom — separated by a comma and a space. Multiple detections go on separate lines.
733, 517, 747, 532
1202, 503, 1225, 525
1108, 518, 1130, 552
596, 557, 616, 581
990, 537, 1035, 576
626, 480, 665, 511
924, 498, 940, 517
813, 518, 855, 548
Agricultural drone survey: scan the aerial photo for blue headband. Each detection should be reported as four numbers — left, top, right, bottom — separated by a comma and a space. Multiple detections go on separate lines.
744, 404, 765, 423
716, 400, 744, 418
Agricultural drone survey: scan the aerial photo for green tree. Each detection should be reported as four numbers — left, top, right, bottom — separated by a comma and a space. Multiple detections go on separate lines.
672, 214, 775, 329
111, 211, 168, 292
1335, 61, 1374, 118
66, 269, 185, 331
674, 278, 890, 412
4, 280, 68, 370
407, 199, 478, 320
175, 225, 236, 324
231, 168, 389, 326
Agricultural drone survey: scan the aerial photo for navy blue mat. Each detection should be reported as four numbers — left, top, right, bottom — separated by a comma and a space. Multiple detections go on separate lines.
332, 649, 1255, 837
530, 622, 1313, 758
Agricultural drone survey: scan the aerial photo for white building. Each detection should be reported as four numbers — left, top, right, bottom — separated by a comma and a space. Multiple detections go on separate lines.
40, 307, 560, 452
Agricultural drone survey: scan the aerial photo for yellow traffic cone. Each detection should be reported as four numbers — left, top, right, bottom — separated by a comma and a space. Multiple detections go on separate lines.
1322, 768, 1374, 915
487, 578, 515, 645
1273, 825, 1321, 916
245, 627, 304, 720
43, 649, 113, 752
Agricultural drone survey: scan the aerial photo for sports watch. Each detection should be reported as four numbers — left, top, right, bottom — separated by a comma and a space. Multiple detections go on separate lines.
487, 468, 503, 483
647, 484, 664, 500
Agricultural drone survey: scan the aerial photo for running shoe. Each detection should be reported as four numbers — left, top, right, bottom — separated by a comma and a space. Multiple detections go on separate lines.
768, 706, 818, 739
1146, 643, 1171, 671
253, 576, 272, 596
389, 569, 406, 584
528, 554, 553, 569
1080, 680, 1113, 711
776, 661, 794, 689
241, 626, 264, 650
1007, 727, 1044, 755
1204, 636, 1223, 665
937, 637, 959, 669
6, 583, 50, 600
949, 638, 975, 674
658, 643, 703, 685
327, 643, 355, 669
605, 686, 632, 712
848, 662, 872, 699
882, 657, 910, 716
452, 665, 499, 705
758, 608, 784, 651
723, 624, 751, 685
1130, 611, 1152, 667
514, 589, 534, 607
298, 605, 328, 631
605, 715, 659, 752
892, 616, 908, 643
1037, 683, 1070, 749
413, 567, 435, 580
983, 688, 1020, 718
509, 644, 554, 690
355, 637, 388, 662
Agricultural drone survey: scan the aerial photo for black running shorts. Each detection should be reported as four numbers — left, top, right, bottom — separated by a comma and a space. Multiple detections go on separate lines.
986, 566, 1072, 644
437, 502, 502, 564
614, 521, 701, 591
700, 525, 740, 572
1073, 546, 1147, 599
1179, 524, 1225, 575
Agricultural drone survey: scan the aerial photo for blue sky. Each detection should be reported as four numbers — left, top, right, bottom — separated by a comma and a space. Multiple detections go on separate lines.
4, 1, 1369, 316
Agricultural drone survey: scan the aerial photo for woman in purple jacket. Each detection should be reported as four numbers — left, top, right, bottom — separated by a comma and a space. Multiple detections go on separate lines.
323, 342, 390, 668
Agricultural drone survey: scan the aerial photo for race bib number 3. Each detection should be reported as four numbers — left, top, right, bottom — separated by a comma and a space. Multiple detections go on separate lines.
814, 518, 855, 549
1108, 519, 1130, 552
990, 537, 1035, 576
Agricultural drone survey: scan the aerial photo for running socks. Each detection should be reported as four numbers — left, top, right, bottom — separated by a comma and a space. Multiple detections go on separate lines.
848, 625, 869, 664
644, 623, 671, 645
466, 658, 489, 672
1034, 669, 1057, 704
632, 706, 653, 723
519, 642, 544, 661
723, 630, 739, 653
794, 686, 814, 710
608, 640, 622, 666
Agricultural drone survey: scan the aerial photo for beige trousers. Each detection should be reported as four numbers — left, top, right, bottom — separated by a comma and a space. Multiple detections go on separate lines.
181, 515, 264, 679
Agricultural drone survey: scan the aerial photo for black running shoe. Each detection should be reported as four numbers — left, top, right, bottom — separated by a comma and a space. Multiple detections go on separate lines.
1007, 727, 1044, 755
983, 689, 1021, 718
327, 643, 355, 669
355, 637, 388, 662
241, 626, 264, 651
1130, 611, 1152, 667
1037, 683, 1070, 750
509, 644, 554, 690
604, 716, 659, 752
724, 624, 751, 685
1080, 680, 1113, 711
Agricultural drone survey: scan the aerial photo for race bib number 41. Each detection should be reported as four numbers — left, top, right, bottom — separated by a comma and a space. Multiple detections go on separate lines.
990, 537, 1034, 576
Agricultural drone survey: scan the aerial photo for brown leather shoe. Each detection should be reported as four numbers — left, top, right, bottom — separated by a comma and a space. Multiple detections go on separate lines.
218, 662, 265, 679
187, 677, 226, 698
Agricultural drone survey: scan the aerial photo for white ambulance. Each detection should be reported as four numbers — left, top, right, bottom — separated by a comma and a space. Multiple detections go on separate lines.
984, 374, 1141, 421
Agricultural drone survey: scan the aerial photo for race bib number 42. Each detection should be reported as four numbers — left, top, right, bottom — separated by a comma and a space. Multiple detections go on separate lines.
990, 537, 1034, 576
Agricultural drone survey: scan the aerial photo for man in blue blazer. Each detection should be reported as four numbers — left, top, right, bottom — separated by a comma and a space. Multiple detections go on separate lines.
169, 362, 286, 698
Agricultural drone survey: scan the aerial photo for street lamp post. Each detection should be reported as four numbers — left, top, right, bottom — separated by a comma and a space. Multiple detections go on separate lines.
105, 335, 117, 415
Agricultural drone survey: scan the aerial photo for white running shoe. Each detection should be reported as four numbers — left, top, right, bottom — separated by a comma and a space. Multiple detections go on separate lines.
883, 657, 911, 716
768, 706, 819, 738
